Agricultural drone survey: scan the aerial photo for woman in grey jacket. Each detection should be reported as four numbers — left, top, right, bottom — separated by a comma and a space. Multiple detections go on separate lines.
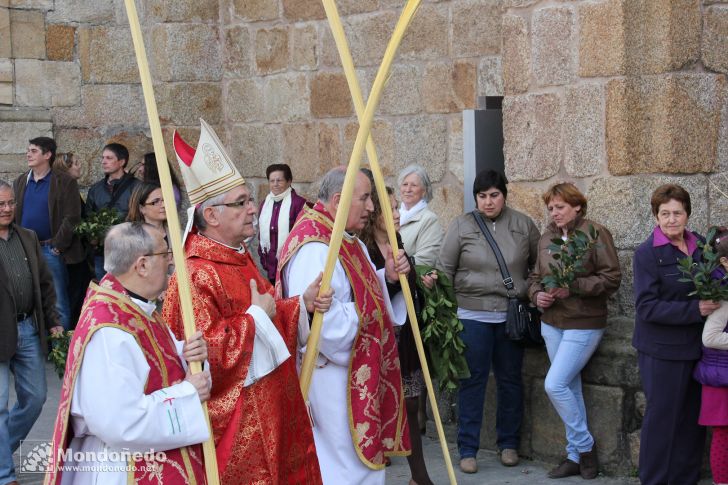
438, 170, 540, 473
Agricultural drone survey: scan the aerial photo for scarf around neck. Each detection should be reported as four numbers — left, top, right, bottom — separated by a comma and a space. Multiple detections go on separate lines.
259, 186, 293, 256
399, 199, 428, 227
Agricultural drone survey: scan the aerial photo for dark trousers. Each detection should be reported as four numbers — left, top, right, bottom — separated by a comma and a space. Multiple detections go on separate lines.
457, 319, 524, 458
638, 352, 704, 485
66, 260, 93, 329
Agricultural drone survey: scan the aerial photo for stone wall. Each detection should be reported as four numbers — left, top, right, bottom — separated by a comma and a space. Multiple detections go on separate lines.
0, 0, 505, 224
1, 0, 727, 476
220, 0, 505, 220
492, 0, 728, 475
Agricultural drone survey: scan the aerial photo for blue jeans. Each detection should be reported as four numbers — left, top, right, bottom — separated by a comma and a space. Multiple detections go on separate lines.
541, 322, 604, 463
94, 254, 106, 282
0, 318, 47, 484
42, 246, 70, 330
457, 319, 524, 458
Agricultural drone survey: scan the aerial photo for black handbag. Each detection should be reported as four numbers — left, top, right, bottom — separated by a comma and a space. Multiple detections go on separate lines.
472, 211, 544, 347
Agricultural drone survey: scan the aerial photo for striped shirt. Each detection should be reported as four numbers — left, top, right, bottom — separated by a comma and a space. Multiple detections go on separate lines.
0, 226, 34, 315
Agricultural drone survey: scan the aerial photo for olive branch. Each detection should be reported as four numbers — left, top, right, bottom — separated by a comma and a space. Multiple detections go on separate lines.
74, 208, 123, 247
541, 225, 600, 291
48, 330, 73, 379
415, 266, 470, 392
677, 226, 728, 301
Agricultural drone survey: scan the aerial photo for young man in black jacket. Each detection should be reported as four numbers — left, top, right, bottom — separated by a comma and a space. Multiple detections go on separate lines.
85, 143, 140, 281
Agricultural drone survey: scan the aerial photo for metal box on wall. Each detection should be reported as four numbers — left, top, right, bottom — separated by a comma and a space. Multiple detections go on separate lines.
463, 96, 504, 212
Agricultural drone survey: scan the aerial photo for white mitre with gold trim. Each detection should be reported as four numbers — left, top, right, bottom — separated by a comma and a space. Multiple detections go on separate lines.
172, 118, 245, 205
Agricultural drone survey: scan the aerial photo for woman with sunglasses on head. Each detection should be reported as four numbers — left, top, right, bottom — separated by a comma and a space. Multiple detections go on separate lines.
55, 152, 83, 182
55, 152, 93, 328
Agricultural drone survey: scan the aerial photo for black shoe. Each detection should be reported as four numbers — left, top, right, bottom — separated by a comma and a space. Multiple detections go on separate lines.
548, 459, 580, 478
579, 443, 598, 479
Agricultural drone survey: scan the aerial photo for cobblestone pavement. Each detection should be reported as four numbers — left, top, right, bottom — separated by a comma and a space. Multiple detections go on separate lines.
13, 363, 60, 485
8, 363, 712, 485
385, 438, 641, 485
386, 430, 714, 485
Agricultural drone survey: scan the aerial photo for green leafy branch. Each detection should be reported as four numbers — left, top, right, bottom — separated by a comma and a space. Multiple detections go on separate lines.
74, 208, 123, 247
677, 226, 728, 301
542, 225, 599, 291
48, 330, 73, 379
415, 266, 470, 392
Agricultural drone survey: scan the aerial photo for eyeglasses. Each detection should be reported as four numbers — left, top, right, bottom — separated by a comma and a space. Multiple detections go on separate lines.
212, 197, 255, 209
144, 248, 173, 258
144, 198, 164, 207
0, 201, 16, 209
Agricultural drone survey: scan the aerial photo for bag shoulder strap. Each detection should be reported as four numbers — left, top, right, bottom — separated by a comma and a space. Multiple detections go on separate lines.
107, 175, 135, 209
471, 211, 514, 291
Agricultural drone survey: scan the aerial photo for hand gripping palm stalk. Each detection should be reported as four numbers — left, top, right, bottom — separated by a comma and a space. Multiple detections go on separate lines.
303, 1, 457, 483
122, 1, 220, 483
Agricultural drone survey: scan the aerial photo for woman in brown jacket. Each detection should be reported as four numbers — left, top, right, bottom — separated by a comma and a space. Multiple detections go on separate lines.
527, 183, 621, 479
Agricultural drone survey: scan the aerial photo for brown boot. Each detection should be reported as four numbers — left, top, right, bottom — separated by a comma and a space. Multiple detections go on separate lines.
579, 443, 598, 479
548, 459, 580, 478
500, 448, 519, 467
459, 457, 477, 474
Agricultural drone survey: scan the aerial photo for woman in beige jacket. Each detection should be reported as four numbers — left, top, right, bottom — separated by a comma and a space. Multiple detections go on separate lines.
398, 164, 443, 267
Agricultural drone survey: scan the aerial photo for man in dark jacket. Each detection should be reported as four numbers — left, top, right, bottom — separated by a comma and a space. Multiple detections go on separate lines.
0, 180, 62, 485
13, 137, 83, 330
85, 143, 139, 281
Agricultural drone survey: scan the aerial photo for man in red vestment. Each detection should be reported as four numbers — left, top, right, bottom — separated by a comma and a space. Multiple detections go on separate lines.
162, 119, 330, 484
46, 222, 211, 485
277, 167, 411, 484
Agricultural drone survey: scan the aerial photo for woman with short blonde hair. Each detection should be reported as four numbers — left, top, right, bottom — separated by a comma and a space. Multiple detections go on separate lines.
528, 183, 621, 479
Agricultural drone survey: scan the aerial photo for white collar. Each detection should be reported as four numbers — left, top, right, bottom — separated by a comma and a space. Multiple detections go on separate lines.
200, 233, 246, 254
130, 296, 157, 317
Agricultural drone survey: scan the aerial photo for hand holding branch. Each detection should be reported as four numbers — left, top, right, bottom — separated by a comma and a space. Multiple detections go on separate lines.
303, 272, 335, 314
385, 246, 410, 283
182, 331, 207, 363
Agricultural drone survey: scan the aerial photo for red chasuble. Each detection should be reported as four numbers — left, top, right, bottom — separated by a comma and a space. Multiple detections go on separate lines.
276, 203, 411, 469
45, 274, 206, 485
162, 233, 321, 485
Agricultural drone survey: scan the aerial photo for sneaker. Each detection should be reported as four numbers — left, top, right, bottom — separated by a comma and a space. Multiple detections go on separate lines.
500, 448, 519, 467
459, 457, 477, 474
548, 458, 580, 478
579, 443, 598, 479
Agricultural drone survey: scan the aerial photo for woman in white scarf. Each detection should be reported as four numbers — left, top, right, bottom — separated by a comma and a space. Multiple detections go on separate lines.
397, 164, 444, 438
257, 164, 308, 283
397, 164, 443, 267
